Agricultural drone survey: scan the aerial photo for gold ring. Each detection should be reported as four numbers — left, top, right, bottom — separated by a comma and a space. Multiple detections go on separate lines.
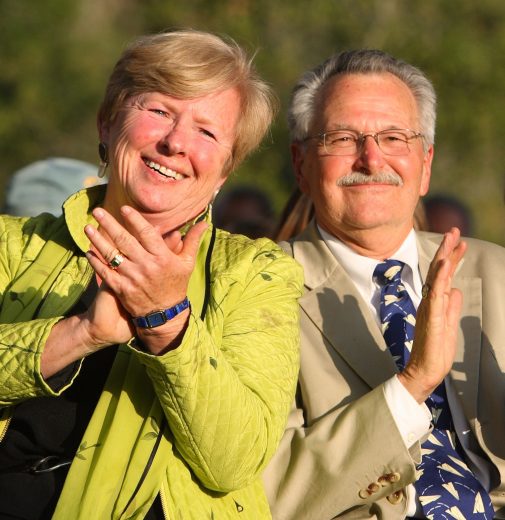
109, 253, 125, 270
421, 283, 431, 299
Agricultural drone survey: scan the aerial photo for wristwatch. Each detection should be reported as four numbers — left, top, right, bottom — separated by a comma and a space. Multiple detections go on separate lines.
132, 297, 190, 328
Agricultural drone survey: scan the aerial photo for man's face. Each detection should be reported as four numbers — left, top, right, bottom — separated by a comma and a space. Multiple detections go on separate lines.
293, 73, 433, 241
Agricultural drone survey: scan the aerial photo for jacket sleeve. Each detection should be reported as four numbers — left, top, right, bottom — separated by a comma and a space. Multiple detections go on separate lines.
0, 215, 73, 404
0, 317, 72, 404
134, 239, 304, 492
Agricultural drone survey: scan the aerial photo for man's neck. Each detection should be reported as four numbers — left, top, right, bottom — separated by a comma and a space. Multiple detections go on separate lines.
320, 223, 414, 260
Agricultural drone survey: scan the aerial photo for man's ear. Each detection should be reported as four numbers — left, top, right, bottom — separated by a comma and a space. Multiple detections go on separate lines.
292, 142, 310, 195
419, 144, 434, 196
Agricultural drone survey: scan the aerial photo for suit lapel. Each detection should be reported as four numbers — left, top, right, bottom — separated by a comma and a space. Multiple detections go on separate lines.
417, 232, 481, 421
293, 223, 398, 389
293, 227, 483, 417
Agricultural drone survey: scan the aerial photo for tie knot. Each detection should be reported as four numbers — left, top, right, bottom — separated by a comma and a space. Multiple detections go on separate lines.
373, 259, 405, 286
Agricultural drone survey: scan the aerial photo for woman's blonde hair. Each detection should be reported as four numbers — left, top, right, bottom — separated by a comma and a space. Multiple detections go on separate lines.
98, 29, 278, 174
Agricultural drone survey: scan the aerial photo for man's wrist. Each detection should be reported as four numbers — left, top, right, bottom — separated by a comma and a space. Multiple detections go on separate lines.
397, 370, 434, 404
384, 375, 431, 447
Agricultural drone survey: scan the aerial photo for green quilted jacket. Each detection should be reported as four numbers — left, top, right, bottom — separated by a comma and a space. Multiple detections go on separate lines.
0, 186, 303, 519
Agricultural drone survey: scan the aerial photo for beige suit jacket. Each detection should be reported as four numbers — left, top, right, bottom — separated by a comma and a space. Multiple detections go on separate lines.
263, 222, 505, 519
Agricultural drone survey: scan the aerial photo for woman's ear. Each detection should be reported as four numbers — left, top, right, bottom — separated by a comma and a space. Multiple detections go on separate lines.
97, 114, 109, 143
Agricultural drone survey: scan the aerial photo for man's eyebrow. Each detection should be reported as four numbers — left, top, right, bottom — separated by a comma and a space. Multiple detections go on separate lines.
324, 124, 357, 131
324, 124, 415, 132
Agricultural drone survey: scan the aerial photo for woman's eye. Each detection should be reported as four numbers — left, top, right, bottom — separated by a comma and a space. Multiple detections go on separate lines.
200, 128, 216, 140
149, 108, 169, 117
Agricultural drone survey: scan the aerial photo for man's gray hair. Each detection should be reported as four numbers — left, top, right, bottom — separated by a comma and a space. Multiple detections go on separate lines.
288, 49, 436, 149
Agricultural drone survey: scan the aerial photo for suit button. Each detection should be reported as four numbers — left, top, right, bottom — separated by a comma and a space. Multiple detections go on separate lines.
388, 472, 400, 483
387, 490, 404, 505
358, 489, 370, 499
368, 482, 380, 494
378, 476, 389, 487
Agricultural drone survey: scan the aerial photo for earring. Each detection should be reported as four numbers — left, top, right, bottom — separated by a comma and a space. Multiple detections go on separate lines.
97, 142, 108, 178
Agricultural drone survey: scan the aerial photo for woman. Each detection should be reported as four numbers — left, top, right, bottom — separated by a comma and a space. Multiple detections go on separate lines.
0, 30, 302, 519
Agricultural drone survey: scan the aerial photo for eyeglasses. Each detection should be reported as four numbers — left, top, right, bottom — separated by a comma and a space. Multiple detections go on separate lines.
304, 128, 424, 156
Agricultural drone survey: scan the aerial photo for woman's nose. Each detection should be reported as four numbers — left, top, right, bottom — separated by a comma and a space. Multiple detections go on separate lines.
160, 121, 188, 155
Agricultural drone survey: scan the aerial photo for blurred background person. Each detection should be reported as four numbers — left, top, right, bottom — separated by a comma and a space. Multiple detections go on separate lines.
213, 184, 275, 238
274, 186, 314, 241
2, 157, 105, 217
423, 193, 474, 236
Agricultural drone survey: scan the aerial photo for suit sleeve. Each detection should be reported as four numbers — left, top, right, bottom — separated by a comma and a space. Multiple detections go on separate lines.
263, 382, 420, 519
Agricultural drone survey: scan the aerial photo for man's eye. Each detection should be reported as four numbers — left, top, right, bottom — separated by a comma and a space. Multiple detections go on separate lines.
327, 133, 355, 145
383, 132, 407, 142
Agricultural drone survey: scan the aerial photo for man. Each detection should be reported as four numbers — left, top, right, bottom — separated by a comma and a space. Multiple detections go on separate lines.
263, 50, 505, 519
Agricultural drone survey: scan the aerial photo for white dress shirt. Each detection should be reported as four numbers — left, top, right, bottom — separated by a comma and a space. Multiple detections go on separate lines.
319, 226, 493, 517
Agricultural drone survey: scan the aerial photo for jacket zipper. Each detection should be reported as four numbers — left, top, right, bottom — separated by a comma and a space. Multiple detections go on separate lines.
120, 417, 166, 518
0, 409, 12, 443
160, 485, 170, 520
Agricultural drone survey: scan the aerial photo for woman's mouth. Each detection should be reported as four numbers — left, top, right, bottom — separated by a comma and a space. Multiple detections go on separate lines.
143, 159, 185, 180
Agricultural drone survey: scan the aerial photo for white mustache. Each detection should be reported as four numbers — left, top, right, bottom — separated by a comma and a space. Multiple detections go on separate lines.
336, 171, 403, 187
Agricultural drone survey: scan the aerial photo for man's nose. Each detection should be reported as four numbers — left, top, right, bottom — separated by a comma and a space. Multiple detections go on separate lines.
353, 134, 386, 171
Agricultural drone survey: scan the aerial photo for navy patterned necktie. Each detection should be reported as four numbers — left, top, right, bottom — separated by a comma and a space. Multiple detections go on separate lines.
374, 259, 494, 520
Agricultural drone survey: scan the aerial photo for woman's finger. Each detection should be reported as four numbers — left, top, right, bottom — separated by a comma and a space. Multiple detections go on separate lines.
84, 223, 130, 268
85, 249, 122, 286
179, 221, 209, 264
119, 206, 169, 256
91, 207, 147, 263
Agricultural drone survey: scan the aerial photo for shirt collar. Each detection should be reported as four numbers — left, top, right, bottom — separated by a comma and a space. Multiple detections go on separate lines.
318, 226, 422, 300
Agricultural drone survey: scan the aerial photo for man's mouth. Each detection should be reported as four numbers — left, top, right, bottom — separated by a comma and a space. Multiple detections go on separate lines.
144, 159, 185, 180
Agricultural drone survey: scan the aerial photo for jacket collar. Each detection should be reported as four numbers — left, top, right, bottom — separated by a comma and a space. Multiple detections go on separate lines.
62, 185, 211, 254
290, 221, 398, 388
63, 185, 104, 253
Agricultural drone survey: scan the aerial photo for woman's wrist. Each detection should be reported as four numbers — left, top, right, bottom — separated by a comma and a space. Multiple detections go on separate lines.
133, 308, 190, 355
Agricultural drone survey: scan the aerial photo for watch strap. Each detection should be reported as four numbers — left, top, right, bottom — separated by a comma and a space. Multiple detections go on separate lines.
132, 297, 190, 328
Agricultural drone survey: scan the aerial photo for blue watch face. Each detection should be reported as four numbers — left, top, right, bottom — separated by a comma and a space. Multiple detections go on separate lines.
146, 311, 167, 328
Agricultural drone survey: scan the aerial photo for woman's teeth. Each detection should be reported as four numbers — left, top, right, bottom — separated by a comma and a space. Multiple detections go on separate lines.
146, 160, 184, 180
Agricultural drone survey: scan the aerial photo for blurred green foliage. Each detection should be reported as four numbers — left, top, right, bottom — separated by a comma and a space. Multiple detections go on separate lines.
0, 0, 504, 243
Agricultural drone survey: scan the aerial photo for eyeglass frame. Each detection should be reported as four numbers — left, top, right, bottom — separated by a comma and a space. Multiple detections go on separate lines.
302, 128, 424, 156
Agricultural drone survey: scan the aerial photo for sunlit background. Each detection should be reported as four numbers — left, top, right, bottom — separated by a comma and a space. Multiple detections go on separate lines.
1, 0, 504, 244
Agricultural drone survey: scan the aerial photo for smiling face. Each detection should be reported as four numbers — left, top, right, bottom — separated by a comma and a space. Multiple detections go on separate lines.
293, 73, 433, 252
100, 87, 240, 231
